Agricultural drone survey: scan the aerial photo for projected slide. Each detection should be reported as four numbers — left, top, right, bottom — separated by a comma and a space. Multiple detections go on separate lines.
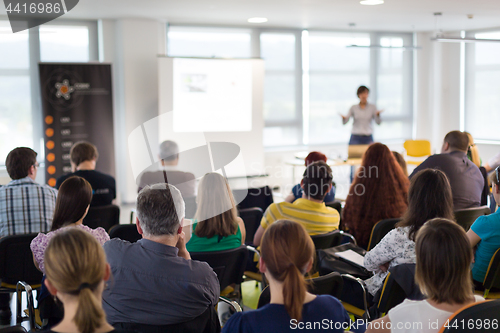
173, 58, 252, 132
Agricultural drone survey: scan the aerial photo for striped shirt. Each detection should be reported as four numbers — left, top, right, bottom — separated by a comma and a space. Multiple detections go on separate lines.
0, 177, 57, 237
260, 198, 340, 235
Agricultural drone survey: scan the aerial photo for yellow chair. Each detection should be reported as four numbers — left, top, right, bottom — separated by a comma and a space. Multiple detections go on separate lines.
403, 140, 431, 166
474, 248, 500, 299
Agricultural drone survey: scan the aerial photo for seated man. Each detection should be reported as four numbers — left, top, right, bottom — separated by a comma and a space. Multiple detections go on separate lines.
137, 140, 196, 198
410, 131, 484, 210
56, 141, 115, 207
253, 161, 340, 247
0, 147, 57, 324
102, 183, 219, 326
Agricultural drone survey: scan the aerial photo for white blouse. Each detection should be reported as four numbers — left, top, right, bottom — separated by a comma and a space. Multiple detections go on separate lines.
363, 226, 416, 296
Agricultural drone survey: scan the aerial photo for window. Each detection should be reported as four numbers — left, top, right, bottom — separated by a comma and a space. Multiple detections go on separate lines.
40, 25, 91, 62
0, 22, 32, 161
465, 31, 500, 141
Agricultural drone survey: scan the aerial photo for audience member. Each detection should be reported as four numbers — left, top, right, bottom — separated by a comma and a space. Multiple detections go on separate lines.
137, 140, 196, 198
42, 228, 119, 333
484, 151, 500, 173
342, 143, 409, 249
31, 176, 109, 327
467, 167, 500, 285
102, 183, 219, 325
186, 172, 246, 252
0, 147, 58, 324
392, 151, 408, 177
223, 220, 365, 333
366, 218, 483, 333
410, 131, 484, 209
465, 132, 481, 167
253, 161, 339, 247
284, 151, 336, 203
363, 169, 455, 297
56, 141, 115, 207
0, 147, 57, 237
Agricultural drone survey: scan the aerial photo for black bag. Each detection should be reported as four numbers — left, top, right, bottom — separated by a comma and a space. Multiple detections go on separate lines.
317, 243, 373, 280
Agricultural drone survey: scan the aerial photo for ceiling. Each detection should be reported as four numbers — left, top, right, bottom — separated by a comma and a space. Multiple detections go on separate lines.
2, 0, 500, 32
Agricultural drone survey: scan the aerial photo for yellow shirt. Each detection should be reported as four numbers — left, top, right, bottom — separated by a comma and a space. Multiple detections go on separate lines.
261, 198, 340, 235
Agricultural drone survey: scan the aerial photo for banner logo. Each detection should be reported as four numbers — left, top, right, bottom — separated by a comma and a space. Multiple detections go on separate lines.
55, 79, 74, 100
3, 0, 79, 33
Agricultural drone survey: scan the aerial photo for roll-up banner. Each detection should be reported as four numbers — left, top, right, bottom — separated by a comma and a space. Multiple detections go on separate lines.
39, 63, 115, 187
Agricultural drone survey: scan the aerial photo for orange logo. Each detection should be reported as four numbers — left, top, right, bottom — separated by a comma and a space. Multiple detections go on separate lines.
48, 178, 57, 187
45, 128, 54, 137
47, 166, 56, 175
45, 116, 53, 125
46, 140, 55, 150
47, 153, 55, 162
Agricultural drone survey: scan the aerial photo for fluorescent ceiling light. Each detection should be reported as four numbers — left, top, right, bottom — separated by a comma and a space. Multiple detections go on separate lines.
360, 0, 384, 5
248, 17, 268, 23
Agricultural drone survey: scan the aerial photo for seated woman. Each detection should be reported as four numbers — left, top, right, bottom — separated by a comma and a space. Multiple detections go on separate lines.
467, 168, 500, 287
31, 176, 109, 327
367, 218, 483, 333
363, 169, 455, 298
186, 172, 246, 252
392, 151, 408, 177
343, 143, 409, 249
223, 220, 365, 333
42, 228, 124, 333
284, 151, 336, 203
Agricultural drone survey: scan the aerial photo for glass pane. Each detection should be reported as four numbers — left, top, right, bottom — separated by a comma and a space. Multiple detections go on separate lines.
308, 73, 369, 144
40, 25, 89, 62
466, 70, 500, 141
373, 120, 410, 141
0, 76, 32, 160
0, 22, 29, 69
260, 33, 295, 70
168, 27, 251, 58
263, 74, 295, 123
263, 126, 301, 146
308, 32, 370, 71
380, 37, 404, 69
475, 32, 500, 65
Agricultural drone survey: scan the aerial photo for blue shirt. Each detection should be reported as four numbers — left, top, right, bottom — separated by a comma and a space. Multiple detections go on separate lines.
102, 238, 220, 325
291, 184, 336, 203
222, 295, 365, 333
471, 209, 500, 282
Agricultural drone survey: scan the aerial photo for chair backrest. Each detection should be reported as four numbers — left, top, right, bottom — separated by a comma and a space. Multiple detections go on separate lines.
108, 224, 142, 243
83, 204, 120, 232
0, 233, 43, 286
438, 300, 500, 333
257, 272, 344, 309
454, 206, 490, 231
0, 326, 28, 333
325, 201, 342, 217
238, 207, 264, 245
404, 140, 431, 157
483, 248, 500, 291
113, 305, 221, 333
310, 230, 343, 250
190, 245, 248, 291
233, 186, 274, 213
367, 218, 401, 251
184, 196, 197, 220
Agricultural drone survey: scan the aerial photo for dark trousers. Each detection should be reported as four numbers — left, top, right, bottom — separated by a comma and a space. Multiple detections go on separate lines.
348, 134, 374, 182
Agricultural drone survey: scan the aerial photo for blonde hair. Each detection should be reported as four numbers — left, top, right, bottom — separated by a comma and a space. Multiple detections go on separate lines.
415, 218, 473, 304
465, 132, 481, 167
44, 228, 107, 333
194, 173, 238, 238
261, 220, 314, 321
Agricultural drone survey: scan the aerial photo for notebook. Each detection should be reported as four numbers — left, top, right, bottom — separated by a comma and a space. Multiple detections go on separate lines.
333, 249, 366, 268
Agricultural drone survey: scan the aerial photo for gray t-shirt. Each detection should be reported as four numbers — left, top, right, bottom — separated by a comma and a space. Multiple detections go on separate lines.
343, 103, 381, 135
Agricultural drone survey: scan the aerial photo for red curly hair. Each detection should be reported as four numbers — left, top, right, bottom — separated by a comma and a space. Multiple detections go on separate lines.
342, 143, 409, 249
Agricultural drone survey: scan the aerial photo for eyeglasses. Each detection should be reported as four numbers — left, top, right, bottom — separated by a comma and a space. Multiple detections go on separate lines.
496, 166, 499, 185
33, 162, 40, 169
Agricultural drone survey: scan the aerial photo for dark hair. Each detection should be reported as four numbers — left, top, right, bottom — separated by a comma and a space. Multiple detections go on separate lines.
261, 220, 314, 322
70, 141, 98, 166
392, 151, 408, 177
45, 228, 108, 333
396, 169, 455, 241
415, 218, 473, 304
304, 151, 327, 167
51, 176, 93, 231
301, 161, 333, 201
136, 184, 185, 236
490, 167, 500, 186
159, 140, 179, 161
357, 85, 369, 97
444, 131, 469, 152
343, 143, 409, 248
5, 147, 37, 180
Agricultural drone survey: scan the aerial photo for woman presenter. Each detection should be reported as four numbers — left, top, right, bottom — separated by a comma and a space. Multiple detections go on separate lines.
341, 86, 383, 145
